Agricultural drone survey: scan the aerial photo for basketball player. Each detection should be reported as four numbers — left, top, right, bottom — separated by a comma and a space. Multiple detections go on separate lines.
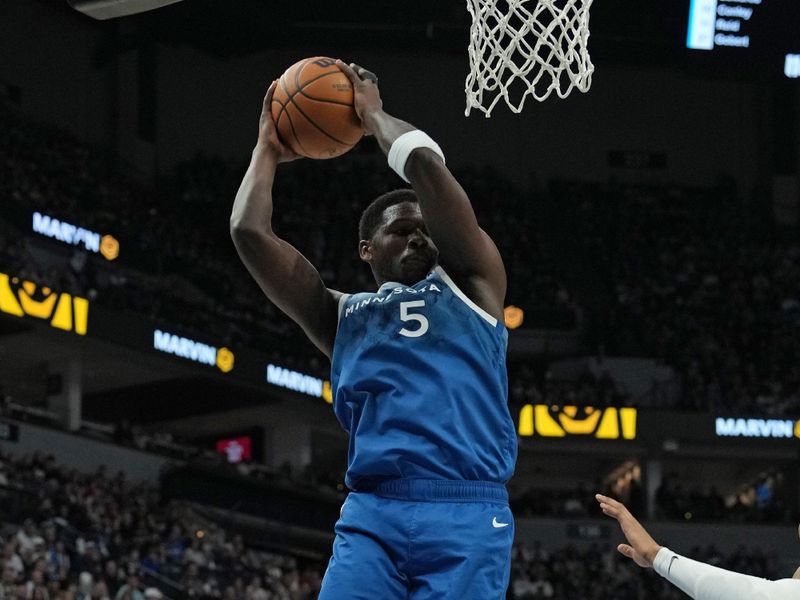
230, 61, 516, 599
596, 493, 800, 599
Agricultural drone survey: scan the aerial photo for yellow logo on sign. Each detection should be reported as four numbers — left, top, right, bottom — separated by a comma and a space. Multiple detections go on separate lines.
216, 347, 235, 373
322, 381, 333, 404
100, 235, 120, 261
504, 305, 524, 330
518, 404, 637, 440
0, 273, 89, 335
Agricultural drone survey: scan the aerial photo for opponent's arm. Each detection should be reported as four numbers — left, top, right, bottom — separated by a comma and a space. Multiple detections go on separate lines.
596, 494, 800, 600
652, 547, 799, 600
230, 82, 341, 359
337, 61, 506, 322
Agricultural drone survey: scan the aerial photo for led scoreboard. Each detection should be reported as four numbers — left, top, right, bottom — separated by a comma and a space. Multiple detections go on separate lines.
686, 0, 800, 78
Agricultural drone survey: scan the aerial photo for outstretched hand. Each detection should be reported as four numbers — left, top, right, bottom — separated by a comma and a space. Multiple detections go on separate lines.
596, 494, 662, 568
336, 60, 383, 135
257, 81, 302, 163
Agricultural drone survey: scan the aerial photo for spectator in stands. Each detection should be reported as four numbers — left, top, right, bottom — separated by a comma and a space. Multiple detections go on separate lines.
15, 519, 40, 555
75, 572, 93, 600
142, 588, 162, 600
114, 573, 143, 600
93, 580, 112, 600
2, 543, 24, 579
101, 561, 123, 597
1, 564, 18, 600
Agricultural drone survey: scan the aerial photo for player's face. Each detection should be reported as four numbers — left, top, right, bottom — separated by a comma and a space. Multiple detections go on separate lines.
360, 202, 438, 286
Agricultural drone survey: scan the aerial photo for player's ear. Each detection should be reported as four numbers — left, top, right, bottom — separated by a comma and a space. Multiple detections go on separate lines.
358, 240, 373, 262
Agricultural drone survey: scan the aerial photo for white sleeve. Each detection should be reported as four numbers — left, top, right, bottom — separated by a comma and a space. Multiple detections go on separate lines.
653, 547, 800, 600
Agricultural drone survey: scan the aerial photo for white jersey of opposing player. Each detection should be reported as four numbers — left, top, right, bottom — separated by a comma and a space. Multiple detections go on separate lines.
654, 547, 800, 600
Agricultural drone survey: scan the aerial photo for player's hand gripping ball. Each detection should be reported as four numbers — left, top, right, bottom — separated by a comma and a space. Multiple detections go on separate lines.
271, 57, 364, 159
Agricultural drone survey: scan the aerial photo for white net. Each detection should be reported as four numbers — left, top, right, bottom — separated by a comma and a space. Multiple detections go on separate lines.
465, 0, 594, 117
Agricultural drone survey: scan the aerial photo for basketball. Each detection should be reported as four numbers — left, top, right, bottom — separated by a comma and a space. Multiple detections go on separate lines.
271, 57, 364, 160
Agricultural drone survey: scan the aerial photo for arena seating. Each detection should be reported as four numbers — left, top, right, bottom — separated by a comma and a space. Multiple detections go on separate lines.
509, 540, 780, 599
552, 179, 800, 417
3, 108, 799, 418
0, 450, 785, 600
0, 449, 325, 600
0, 109, 576, 379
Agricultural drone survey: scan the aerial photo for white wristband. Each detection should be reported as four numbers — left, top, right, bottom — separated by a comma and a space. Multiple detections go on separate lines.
387, 130, 446, 183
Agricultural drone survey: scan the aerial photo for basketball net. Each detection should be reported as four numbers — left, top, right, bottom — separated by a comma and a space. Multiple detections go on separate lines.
465, 0, 594, 117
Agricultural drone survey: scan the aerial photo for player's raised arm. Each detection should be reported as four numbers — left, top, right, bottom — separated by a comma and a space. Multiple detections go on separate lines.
230, 82, 341, 359
337, 61, 507, 322
596, 494, 800, 600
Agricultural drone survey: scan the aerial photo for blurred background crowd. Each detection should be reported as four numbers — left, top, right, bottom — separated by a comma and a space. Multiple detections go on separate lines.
2, 109, 798, 417
0, 450, 787, 600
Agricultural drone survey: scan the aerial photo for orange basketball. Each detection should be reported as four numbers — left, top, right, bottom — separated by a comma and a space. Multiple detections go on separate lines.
271, 57, 364, 160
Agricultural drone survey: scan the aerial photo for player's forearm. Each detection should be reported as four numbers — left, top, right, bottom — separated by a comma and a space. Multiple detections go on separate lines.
364, 108, 505, 297
230, 144, 279, 237
653, 547, 796, 600
363, 109, 484, 262
404, 151, 482, 251
362, 110, 415, 156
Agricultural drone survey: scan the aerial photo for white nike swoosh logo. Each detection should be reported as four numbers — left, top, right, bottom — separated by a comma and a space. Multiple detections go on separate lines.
668, 555, 679, 575
492, 517, 509, 528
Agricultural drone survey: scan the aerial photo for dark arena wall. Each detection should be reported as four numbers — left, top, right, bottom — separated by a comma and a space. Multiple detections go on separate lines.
0, 0, 773, 190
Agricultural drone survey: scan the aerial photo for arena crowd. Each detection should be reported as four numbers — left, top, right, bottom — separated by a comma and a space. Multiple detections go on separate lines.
0, 450, 786, 600
3, 108, 799, 417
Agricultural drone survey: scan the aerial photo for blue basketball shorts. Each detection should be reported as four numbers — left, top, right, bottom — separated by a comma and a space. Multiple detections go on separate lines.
318, 479, 514, 600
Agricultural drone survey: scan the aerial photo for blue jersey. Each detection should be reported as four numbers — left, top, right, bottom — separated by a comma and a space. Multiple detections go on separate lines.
331, 266, 517, 490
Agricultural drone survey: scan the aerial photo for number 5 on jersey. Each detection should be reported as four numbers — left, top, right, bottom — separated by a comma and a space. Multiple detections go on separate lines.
399, 300, 429, 338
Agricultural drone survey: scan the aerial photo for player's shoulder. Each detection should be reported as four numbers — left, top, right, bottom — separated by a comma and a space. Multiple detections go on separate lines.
433, 266, 503, 328
326, 288, 347, 308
